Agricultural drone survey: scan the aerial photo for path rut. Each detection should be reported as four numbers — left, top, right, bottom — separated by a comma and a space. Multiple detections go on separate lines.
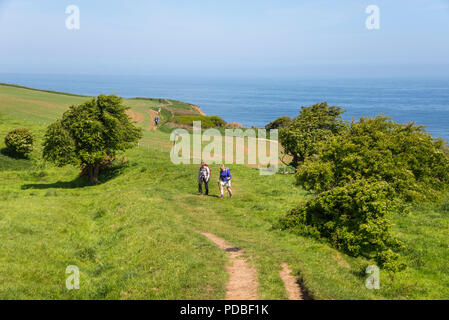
279, 263, 303, 300
200, 232, 258, 300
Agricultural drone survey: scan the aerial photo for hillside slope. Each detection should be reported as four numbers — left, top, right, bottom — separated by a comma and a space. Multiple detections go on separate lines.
0, 83, 204, 129
0, 85, 448, 300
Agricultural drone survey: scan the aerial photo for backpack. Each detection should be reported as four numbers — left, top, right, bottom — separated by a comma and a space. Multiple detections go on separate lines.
205, 164, 211, 177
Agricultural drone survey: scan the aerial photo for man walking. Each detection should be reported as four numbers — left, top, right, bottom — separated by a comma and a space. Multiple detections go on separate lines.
198, 161, 211, 195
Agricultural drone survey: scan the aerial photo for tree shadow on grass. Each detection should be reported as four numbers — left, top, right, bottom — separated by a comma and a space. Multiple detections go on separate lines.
21, 175, 91, 190
0, 147, 29, 160
21, 164, 128, 190
0, 148, 33, 172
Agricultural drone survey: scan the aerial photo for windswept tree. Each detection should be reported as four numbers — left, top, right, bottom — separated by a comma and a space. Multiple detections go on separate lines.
43, 94, 142, 184
279, 102, 346, 167
265, 116, 292, 130
279, 115, 449, 271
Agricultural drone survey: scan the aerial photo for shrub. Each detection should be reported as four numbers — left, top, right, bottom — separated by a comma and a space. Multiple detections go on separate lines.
172, 115, 227, 129
296, 116, 449, 202
296, 160, 334, 192
265, 116, 292, 130
280, 113, 449, 272
226, 122, 244, 129
278, 179, 406, 271
4, 128, 34, 156
209, 116, 227, 128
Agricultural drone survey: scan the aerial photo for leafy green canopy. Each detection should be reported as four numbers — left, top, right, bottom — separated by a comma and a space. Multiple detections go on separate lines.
279, 113, 449, 271
265, 116, 292, 130
172, 115, 227, 128
43, 94, 142, 183
4, 128, 34, 157
279, 102, 346, 167
278, 179, 406, 272
296, 116, 449, 202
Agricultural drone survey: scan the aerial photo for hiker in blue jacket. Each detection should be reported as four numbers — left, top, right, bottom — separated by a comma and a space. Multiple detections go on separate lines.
218, 164, 232, 198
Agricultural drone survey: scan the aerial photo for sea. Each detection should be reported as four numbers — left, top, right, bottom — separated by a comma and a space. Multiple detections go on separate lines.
1, 73, 449, 141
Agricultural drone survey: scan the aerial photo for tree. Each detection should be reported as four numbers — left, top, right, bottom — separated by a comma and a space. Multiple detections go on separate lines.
279, 102, 346, 167
265, 116, 292, 130
296, 116, 449, 202
4, 128, 34, 157
43, 94, 142, 184
280, 114, 449, 271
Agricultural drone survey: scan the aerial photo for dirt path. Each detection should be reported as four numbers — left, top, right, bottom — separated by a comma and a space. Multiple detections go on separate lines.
279, 263, 303, 300
146, 109, 159, 131
199, 232, 258, 300
126, 110, 144, 124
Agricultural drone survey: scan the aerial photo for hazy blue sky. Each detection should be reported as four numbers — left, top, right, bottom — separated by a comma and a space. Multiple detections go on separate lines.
1, 0, 449, 77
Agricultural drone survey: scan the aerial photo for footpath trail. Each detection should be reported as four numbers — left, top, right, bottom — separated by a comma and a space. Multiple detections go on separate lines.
200, 232, 258, 300
146, 109, 159, 131
279, 263, 304, 300
125, 109, 144, 124
199, 232, 304, 300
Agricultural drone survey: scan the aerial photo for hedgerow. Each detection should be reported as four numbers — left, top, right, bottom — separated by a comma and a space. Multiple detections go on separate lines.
172, 115, 227, 128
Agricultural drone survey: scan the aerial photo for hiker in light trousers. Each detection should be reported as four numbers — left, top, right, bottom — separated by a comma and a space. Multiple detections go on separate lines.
218, 164, 232, 198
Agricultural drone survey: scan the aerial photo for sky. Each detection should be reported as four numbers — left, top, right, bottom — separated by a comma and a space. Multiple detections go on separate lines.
1, 0, 449, 78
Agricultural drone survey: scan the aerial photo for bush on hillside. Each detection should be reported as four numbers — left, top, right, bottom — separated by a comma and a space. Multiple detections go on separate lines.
279, 102, 347, 167
296, 116, 449, 202
265, 116, 292, 130
277, 179, 406, 272
4, 128, 34, 157
209, 116, 227, 128
226, 122, 244, 129
279, 112, 449, 271
172, 115, 227, 129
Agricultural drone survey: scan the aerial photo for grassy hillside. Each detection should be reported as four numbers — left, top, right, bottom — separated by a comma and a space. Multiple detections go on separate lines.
0, 83, 202, 128
0, 85, 448, 299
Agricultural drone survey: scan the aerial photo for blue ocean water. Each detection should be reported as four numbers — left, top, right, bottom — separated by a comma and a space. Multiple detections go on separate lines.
1, 73, 449, 140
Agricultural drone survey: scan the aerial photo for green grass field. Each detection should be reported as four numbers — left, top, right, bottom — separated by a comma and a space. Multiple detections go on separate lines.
0, 84, 448, 299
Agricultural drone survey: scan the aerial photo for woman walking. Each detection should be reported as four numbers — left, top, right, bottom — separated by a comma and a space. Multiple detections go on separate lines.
218, 164, 232, 198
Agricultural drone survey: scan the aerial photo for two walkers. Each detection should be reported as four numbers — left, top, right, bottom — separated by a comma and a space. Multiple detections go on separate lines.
198, 162, 233, 198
